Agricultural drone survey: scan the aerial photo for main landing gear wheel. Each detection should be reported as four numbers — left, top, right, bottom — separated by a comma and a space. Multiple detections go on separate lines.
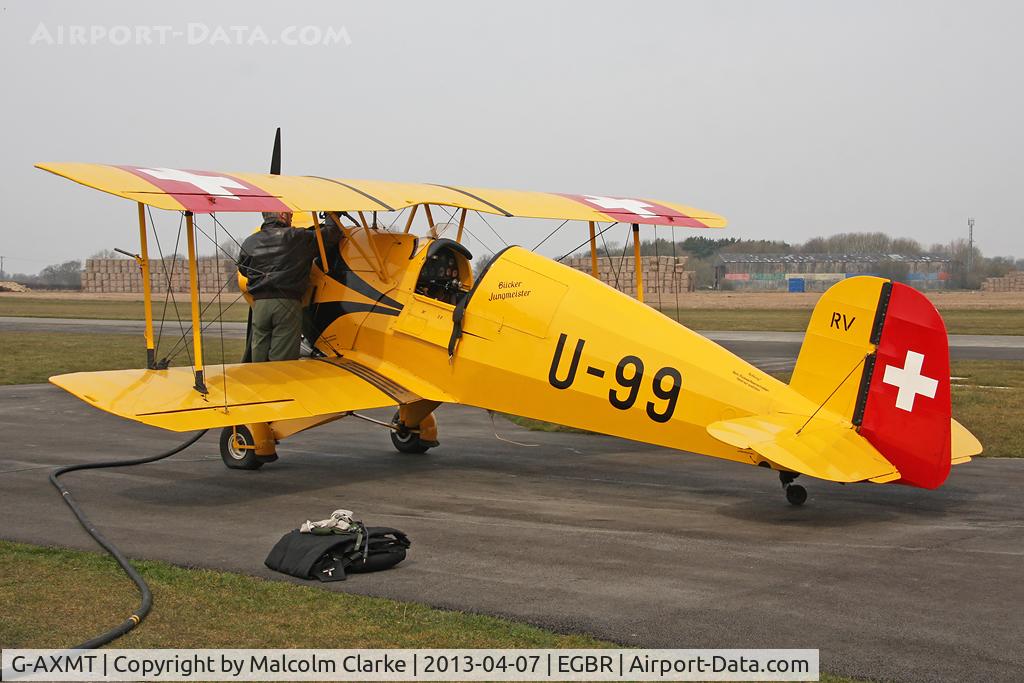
779, 471, 807, 506
220, 426, 265, 470
390, 410, 437, 454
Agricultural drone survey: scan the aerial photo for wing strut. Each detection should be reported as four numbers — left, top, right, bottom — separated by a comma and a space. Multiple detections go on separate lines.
310, 211, 330, 274
136, 202, 157, 368
327, 211, 387, 281
588, 221, 599, 278
632, 223, 644, 303
184, 211, 207, 393
456, 208, 467, 243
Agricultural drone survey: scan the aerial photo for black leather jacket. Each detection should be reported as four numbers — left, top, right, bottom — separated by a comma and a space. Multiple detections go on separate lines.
238, 220, 341, 300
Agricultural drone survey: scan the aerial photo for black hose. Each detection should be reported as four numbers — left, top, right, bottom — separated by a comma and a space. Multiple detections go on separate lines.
48, 429, 208, 649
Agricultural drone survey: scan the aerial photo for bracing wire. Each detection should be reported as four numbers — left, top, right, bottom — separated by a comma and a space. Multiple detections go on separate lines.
796, 355, 868, 435
387, 207, 407, 230
555, 222, 619, 262
437, 205, 500, 256
600, 223, 633, 292
152, 213, 264, 367
617, 224, 635, 295
670, 225, 681, 323
654, 225, 663, 312
598, 226, 621, 289
530, 219, 570, 253
147, 208, 191, 366
210, 213, 229, 407
157, 271, 244, 365
474, 211, 509, 247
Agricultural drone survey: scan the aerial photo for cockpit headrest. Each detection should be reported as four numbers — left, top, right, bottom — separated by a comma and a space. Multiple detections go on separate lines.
426, 238, 472, 262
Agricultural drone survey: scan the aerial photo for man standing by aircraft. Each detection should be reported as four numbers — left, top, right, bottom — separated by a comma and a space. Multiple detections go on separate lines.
238, 211, 340, 361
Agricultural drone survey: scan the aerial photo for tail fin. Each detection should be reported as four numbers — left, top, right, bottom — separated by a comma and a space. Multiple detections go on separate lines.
790, 276, 960, 489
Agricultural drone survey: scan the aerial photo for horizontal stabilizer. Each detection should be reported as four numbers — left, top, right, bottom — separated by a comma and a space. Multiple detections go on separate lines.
707, 413, 900, 483
50, 360, 397, 432
951, 418, 982, 463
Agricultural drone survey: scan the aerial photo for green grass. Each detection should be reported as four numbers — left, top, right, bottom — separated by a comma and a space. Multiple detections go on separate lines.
0, 541, 610, 649
950, 360, 1024, 458
2, 297, 1021, 334
0, 297, 250, 322
938, 309, 1024, 335
657, 307, 1024, 335
0, 332, 246, 385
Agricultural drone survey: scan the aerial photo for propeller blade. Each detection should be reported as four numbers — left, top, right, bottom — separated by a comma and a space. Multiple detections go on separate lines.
270, 127, 281, 175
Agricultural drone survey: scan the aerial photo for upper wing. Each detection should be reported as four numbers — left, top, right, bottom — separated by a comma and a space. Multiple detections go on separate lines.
50, 360, 398, 432
707, 413, 902, 483
35, 162, 726, 228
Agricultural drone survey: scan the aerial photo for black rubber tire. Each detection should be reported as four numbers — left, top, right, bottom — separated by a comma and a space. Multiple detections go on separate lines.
390, 410, 433, 454
786, 484, 808, 506
219, 426, 265, 470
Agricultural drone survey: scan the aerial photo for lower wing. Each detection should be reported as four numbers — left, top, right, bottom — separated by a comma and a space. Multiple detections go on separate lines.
50, 359, 399, 432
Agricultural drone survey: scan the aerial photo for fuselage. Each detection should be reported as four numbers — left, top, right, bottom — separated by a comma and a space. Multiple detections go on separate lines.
309, 228, 822, 468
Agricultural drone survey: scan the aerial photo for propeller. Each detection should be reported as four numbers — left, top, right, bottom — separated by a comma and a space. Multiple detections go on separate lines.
270, 127, 281, 175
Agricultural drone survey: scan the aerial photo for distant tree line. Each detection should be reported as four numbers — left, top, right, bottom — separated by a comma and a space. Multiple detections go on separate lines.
4, 260, 84, 289
578, 231, 1022, 290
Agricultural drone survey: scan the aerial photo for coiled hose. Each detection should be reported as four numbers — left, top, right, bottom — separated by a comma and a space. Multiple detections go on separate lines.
48, 429, 208, 649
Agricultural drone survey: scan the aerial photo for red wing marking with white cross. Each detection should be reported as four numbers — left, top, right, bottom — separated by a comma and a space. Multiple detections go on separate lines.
116, 166, 292, 213
558, 193, 708, 227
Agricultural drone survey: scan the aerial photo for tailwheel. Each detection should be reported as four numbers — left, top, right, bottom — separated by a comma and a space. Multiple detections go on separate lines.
779, 471, 807, 506
785, 484, 808, 506
390, 410, 439, 454
219, 425, 276, 470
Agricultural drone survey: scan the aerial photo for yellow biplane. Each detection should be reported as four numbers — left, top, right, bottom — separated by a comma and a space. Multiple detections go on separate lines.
36, 139, 980, 506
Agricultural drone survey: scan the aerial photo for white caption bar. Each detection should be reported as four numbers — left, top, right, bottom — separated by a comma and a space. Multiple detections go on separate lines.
2, 649, 818, 681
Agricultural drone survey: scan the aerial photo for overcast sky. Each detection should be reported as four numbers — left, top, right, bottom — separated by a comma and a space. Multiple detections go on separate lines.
1, 0, 1021, 274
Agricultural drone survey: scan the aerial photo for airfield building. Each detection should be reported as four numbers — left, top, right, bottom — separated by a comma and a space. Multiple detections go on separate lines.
713, 253, 954, 292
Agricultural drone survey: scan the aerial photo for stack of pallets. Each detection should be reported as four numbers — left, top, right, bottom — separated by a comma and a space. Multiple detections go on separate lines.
981, 271, 1024, 292
563, 255, 695, 298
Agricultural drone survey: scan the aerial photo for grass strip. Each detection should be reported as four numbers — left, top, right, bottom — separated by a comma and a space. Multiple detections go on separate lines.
0, 541, 609, 649
0, 332, 245, 385
1, 298, 1020, 334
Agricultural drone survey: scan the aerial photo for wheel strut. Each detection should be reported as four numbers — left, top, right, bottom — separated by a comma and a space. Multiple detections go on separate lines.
779, 471, 807, 506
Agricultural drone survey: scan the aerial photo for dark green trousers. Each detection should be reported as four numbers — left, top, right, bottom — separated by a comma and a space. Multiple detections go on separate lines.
250, 298, 303, 362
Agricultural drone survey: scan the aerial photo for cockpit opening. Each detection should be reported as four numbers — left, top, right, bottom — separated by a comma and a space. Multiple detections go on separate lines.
415, 239, 473, 306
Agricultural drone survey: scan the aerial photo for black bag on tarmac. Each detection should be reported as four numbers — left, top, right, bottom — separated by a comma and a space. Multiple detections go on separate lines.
265, 526, 410, 582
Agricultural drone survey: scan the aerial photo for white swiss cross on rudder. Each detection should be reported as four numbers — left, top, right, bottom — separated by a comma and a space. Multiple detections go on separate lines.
137, 167, 247, 199
882, 350, 939, 412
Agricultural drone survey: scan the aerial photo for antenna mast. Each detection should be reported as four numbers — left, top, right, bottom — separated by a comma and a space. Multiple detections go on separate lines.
967, 217, 975, 274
